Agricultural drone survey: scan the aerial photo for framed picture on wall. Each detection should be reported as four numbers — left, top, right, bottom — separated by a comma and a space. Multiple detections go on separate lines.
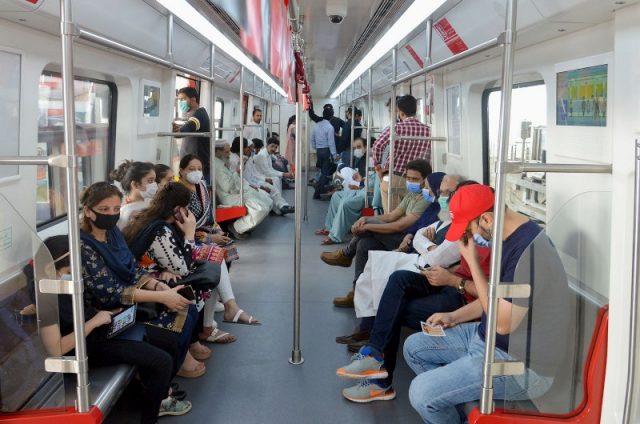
556, 64, 607, 127
446, 84, 461, 156
138, 79, 161, 134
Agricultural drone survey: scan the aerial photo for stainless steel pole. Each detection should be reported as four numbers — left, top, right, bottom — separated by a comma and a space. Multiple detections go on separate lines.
60, 0, 90, 413
303, 112, 309, 222
365, 67, 372, 208
350, 92, 355, 168
480, 0, 517, 415
239, 66, 245, 207
209, 43, 217, 220
262, 81, 268, 140
388, 47, 397, 212
290, 88, 304, 365
166, 13, 174, 63
425, 19, 433, 66
623, 139, 640, 424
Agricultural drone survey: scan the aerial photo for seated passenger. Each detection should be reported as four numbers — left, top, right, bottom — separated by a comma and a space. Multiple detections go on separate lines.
254, 137, 294, 194
314, 137, 371, 245
155, 163, 175, 189
402, 184, 570, 423
35, 235, 192, 422
110, 161, 157, 229
211, 142, 272, 239
321, 159, 432, 307
231, 136, 293, 215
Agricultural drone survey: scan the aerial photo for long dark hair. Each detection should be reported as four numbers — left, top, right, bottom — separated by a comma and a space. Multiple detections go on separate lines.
154, 164, 171, 183
110, 161, 154, 194
123, 182, 192, 242
79, 182, 122, 232
287, 115, 295, 128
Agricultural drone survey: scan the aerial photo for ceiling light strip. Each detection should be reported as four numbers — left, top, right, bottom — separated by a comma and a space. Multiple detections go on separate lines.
156, 0, 287, 97
330, 0, 446, 98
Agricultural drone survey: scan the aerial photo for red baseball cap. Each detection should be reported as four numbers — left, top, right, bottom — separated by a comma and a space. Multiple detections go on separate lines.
445, 184, 495, 241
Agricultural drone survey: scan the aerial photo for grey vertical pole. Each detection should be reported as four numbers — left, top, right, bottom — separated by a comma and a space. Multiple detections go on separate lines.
425, 19, 433, 66
60, 0, 90, 412
290, 87, 304, 365
166, 14, 174, 63
239, 66, 245, 207
425, 19, 433, 168
262, 81, 267, 139
388, 47, 397, 212
209, 43, 217, 220
480, 0, 517, 415
303, 112, 309, 222
623, 138, 640, 424
350, 84, 355, 168
365, 67, 372, 208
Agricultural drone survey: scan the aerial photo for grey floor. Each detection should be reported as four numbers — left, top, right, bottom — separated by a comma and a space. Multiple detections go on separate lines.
106, 186, 420, 424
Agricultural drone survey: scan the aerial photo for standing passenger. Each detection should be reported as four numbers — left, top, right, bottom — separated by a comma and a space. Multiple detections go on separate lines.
284, 115, 296, 168
243, 107, 266, 141
311, 107, 338, 199
174, 87, 212, 182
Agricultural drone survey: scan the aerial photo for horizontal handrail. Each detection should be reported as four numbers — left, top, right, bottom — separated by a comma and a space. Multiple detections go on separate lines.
393, 36, 501, 87
504, 162, 612, 174
393, 135, 447, 141
157, 132, 212, 137
0, 155, 67, 167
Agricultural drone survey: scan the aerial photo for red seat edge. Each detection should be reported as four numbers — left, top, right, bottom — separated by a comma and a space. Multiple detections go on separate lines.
0, 405, 103, 423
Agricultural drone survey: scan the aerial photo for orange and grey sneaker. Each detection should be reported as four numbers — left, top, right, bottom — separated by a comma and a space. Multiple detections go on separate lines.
342, 380, 396, 403
336, 347, 388, 380
320, 249, 353, 267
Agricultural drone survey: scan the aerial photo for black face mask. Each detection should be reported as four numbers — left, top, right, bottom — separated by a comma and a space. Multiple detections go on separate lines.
90, 208, 120, 230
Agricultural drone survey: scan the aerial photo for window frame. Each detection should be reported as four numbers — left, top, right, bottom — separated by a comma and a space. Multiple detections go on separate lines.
36, 72, 117, 231
215, 97, 224, 139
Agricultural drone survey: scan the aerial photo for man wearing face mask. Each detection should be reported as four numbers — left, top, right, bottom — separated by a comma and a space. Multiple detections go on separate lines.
338, 107, 363, 163
174, 87, 212, 183
321, 159, 431, 307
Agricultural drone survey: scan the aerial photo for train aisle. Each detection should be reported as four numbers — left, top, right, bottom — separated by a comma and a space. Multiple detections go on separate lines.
105, 185, 418, 424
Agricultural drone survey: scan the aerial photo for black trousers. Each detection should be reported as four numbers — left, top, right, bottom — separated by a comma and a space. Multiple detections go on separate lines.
314, 147, 334, 195
343, 230, 406, 282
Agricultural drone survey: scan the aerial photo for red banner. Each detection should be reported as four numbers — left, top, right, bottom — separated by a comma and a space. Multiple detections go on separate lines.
434, 18, 468, 55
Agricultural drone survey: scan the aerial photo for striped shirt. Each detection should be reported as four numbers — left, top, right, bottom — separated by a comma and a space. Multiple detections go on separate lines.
372, 117, 431, 174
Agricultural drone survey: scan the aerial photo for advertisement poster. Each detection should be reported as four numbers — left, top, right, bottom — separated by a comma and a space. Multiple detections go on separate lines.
556, 64, 607, 127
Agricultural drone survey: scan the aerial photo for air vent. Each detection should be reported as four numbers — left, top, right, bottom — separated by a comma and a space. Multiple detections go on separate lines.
327, 0, 410, 96
206, 1, 241, 36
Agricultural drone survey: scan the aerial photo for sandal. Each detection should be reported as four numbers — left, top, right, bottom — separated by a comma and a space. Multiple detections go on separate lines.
202, 327, 237, 344
314, 228, 330, 236
321, 237, 335, 245
189, 344, 211, 361
223, 309, 261, 325
176, 361, 206, 379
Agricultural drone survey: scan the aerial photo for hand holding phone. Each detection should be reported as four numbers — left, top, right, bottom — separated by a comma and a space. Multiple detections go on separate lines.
177, 285, 196, 302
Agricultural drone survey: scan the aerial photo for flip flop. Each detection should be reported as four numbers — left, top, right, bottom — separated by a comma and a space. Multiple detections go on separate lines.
314, 228, 330, 236
223, 309, 261, 325
176, 362, 206, 379
203, 327, 237, 344
321, 237, 335, 245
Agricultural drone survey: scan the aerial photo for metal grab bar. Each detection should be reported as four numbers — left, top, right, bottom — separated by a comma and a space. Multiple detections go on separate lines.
623, 139, 640, 423
0, 155, 67, 167
504, 162, 612, 174
388, 47, 397, 211
157, 132, 212, 137
393, 135, 447, 142
365, 67, 373, 209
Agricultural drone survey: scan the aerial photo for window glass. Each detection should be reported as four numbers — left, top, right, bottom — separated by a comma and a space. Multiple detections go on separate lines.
214, 98, 224, 138
36, 73, 114, 226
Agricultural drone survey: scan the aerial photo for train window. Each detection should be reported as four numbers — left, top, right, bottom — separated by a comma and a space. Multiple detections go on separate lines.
214, 98, 224, 138
36, 73, 116, 227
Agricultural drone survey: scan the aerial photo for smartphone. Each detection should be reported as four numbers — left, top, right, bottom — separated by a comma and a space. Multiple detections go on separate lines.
177, 285, 195, 301
174, 207, 188, 224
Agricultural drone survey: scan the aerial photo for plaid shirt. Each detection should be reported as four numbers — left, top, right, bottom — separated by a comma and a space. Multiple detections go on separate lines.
372, 117, 431, 174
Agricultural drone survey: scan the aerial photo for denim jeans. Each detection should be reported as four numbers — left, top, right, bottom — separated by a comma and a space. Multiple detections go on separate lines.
367, 270, 465, 385
403, 323, 553, 424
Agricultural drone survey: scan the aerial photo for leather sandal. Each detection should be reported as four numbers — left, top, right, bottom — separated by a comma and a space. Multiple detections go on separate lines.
321, 237, 335, 245
176, 361, 206, 378
315, 228, 330, 236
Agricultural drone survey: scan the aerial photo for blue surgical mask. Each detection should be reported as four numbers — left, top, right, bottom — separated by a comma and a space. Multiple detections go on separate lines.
422, 189, 434, 202
178, 100, 189, 112
406, 181, 422, 193
438, 195, 449, 210
473, 232, 492, 247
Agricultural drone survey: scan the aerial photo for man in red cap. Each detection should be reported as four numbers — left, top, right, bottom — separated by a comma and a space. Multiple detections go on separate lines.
401, 184, 571, 424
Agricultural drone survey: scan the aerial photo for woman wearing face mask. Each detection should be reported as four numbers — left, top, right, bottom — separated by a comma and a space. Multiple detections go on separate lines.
315, 138, 372, 245
110, 161, 157, 229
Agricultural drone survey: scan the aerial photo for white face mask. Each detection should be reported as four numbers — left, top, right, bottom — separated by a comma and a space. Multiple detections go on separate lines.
141, 182, 158, 199
186, 170, 203, 184
353, 148, 364, 159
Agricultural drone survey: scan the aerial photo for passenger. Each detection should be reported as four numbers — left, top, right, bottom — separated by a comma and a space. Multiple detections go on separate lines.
284, 115, 296, 168
110, 161, 157, 229
254, 137, 294, 197
78, 183, 201, 419
269, 137, 291, 175
372, 95, 432, 213
35, 236, 192, 422
322, 159, 432, 307
314, 137, 370, 245
243, 107, 266, 141
231, 137, 293, 216
154, 163, 175, 189
174, 87, 212, 183
311, 107, 338, 199
339, 107, 363, 164
308, 101, 344, 140
402, 184, 570, 423
211, 142, 272, 239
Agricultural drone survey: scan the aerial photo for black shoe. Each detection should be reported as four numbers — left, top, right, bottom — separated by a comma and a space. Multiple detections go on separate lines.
336, 330, 370, 344
280, 205, 295, 215
228, 225, 248, 240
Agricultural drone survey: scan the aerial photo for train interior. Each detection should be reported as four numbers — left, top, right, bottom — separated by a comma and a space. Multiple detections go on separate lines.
1, 0, 640, 422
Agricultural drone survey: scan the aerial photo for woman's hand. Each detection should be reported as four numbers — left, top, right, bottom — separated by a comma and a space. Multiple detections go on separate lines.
210, 233, 232, 245
175, 208, 196, 241
159, 285, 191, 312
88, 310, 114, 330
157, 271, 180, 284
426, 312, 457, 328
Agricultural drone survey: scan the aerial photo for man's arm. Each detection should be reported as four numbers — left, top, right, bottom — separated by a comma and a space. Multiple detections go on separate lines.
363, 212, 420, 234
371, 127, 390, 165
308, 107, 322, 123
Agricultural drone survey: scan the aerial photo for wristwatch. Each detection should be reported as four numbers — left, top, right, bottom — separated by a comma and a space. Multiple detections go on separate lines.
457, 278, 467, 294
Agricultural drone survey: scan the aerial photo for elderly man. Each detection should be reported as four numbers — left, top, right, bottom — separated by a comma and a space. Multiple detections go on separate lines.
214, 139, 272, 238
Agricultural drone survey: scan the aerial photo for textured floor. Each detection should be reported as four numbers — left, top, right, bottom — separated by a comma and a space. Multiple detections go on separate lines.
105, 186, 420, 424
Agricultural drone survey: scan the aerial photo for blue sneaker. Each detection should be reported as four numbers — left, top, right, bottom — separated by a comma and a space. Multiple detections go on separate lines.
342, 380, 396, 403
336, 347, 388, 379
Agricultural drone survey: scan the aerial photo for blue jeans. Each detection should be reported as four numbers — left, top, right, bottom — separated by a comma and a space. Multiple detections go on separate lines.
403, 323, 553, 424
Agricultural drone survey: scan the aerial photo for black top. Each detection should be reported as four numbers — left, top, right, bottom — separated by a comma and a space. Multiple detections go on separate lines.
338, 119, 362, 154
179, 107, 212, 177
